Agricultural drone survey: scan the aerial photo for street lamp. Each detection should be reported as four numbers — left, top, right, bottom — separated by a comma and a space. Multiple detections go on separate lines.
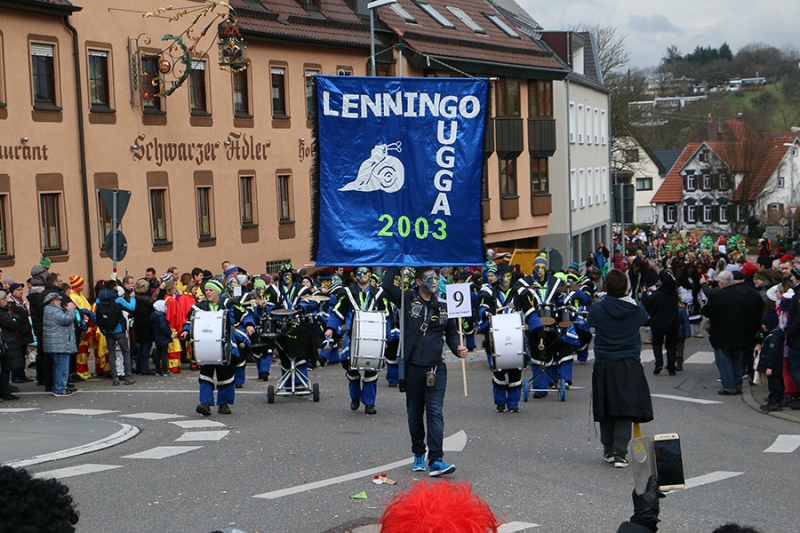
367, 0, 396, 76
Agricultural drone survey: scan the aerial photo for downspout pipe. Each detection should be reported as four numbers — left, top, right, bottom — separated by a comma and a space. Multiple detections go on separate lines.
63, 16, 95, 297
566, 78, 573, 264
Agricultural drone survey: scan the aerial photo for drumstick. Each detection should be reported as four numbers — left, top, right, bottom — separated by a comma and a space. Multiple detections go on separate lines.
458, 319, 467, 397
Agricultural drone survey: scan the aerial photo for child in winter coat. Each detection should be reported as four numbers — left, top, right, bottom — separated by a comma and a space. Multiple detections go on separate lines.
150, 300, 174, 376
675, 300, 691, 371
757, 310, 784, 412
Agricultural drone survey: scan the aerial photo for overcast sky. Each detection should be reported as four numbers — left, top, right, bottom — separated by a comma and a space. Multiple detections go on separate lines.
519, 0, 800, 70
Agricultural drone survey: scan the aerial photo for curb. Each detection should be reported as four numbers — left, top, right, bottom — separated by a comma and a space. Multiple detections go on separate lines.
741, 384, 800, 424
2, 422, 140, 468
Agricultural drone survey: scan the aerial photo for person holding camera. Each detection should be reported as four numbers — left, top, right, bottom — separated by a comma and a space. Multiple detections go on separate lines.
382, 266, 467, 477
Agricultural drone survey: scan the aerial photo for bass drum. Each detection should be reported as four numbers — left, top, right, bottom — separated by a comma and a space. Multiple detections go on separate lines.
488, 312, 526, 370
191, 310, 231, 366
349, 310, 387, 371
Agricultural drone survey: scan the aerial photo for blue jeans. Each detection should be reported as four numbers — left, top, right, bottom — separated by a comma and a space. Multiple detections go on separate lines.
405, 363, 447, 464
714, 347, 743, 393
52, 353, 71, 394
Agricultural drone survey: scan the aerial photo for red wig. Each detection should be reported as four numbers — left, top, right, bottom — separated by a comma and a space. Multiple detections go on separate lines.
378, 478, 501, 533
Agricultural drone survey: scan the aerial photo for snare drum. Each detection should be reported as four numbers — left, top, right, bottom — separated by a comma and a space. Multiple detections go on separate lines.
488, 312, 526, 370
191, 310, 231, 366
556, 305, 575, 328
538, 303, 556, 329
349, 310, 386, 371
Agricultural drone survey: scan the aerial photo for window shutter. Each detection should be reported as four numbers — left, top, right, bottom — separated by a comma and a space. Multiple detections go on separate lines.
31, 43, 54, 57
682, 175, 688, 191
711, 173, 718, 190
663, 205, 668, 222
711, 205, 719, 222
683, 205, 688, 224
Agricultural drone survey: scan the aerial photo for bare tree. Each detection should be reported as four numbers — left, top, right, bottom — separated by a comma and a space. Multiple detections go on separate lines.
568, 23, 630, 78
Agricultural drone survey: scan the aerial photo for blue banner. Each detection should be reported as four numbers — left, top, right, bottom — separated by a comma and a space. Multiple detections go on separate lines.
314, 76, 487, 267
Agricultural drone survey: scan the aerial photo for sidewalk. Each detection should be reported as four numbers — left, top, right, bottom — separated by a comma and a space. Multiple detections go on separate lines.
741, 381, 800, 423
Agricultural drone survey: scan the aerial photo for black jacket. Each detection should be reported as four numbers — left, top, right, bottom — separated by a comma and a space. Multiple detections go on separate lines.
27, 285, 63, 343
150, 311, 173, 348
785, 284, 800, 349
132, 293, 155, 342
0, 305, 24, 371
641, 287, 680, 332
702, 283, 765, 349
8, 298, 34, 346
758, 327, 784, 372
382, 267, 460, 367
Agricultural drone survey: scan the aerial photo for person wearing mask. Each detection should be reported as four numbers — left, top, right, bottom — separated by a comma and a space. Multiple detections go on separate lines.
382, 266, 467, 477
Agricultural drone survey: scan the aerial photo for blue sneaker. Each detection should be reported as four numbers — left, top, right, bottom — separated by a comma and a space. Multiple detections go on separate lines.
428, 459, 456, 477
412, 454, 426, 472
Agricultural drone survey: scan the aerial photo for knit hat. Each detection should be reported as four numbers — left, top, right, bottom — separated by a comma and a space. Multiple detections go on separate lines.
39, 256, 51, 269
202, 269, 214, 281
741, 262, 756, 278
496, 262, 512, 275
533, 253, 548, 269
205, 279, 224, 294
762, 309, 779, 332
161, 272, 172, 282
69, 275, 84, 290
253, 277, 267, 290
753, 272, 769, 282
3, 277, 14, 286
766, 285, 781, 303
486, 266, 497, 275
224, 265, 239, 277
731, 270, 744, 281
792, 266, 800, 282
568, 262, 579, 272
780, 254, 795, 264
9, 282, 23, 294
30, 265, 48, 287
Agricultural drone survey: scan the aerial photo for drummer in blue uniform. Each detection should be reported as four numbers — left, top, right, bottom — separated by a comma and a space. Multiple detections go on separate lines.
182, 279, 256, 416
324, 266, 389, 415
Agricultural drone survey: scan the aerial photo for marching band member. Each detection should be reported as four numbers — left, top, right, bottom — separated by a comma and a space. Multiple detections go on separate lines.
246, 277, 273, 381
324, 266, 389, 415
523, 253, 571, 398
182, 279, 255, 416
264, 263, 316, 386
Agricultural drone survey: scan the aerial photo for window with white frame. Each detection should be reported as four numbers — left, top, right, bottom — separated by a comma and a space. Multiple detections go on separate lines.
594, 108, 600, 144
687, 205, 695, 223
577, 104, 584, 144
570, 169, 576, 210
586, 107, 592, 145
595, 167, 601, 203
686, 175, 696, 191
587, 168, 594, 205
569, 102, 576, 144
666, 205, 675, 223
702, 174, 711, 190
579, 168, 586, 208
720, 175, 729, 189
600, 109, 607, 145
703, 205, 712, 222
719, 204, 728, 223
601, 167, 608, 202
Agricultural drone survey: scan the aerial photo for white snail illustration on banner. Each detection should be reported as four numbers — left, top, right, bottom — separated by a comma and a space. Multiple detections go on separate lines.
339, 142, 404, 193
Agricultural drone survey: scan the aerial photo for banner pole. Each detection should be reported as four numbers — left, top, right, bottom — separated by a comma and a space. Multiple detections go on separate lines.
458, 319, 467, 396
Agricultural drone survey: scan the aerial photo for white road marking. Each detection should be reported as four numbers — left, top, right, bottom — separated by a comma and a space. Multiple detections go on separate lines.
499, 522, 540, 532
4, 424, 139, 468
639, 352, 655, 363
651, 394, 722, 405
175, 430, 230, 442
120, 412, 186, 421
121, 446, 203, 459
45, 409, 120, 416
0, 408, 40, 413
171, 420, 227, 429
764, 435, 800, 453
684, 471, 743, 489
35, 463, 124, 480
685, 351, 716, 364
254, 432, 468, 500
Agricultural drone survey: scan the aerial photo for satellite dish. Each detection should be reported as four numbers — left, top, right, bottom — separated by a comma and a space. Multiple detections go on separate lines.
541, 247, 564, 273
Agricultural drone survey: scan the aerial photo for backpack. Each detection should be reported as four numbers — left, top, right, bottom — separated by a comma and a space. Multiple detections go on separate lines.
95, 298, 122, 332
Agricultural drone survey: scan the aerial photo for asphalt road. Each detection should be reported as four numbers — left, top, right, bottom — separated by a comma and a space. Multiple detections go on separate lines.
2, 334, 799, 533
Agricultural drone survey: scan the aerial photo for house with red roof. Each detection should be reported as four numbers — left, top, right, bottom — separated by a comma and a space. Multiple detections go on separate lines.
651, 118, 800, 232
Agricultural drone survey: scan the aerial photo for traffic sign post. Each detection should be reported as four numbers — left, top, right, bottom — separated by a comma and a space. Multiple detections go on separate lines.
98, 188, 132, 279
446, 282, 472, 396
